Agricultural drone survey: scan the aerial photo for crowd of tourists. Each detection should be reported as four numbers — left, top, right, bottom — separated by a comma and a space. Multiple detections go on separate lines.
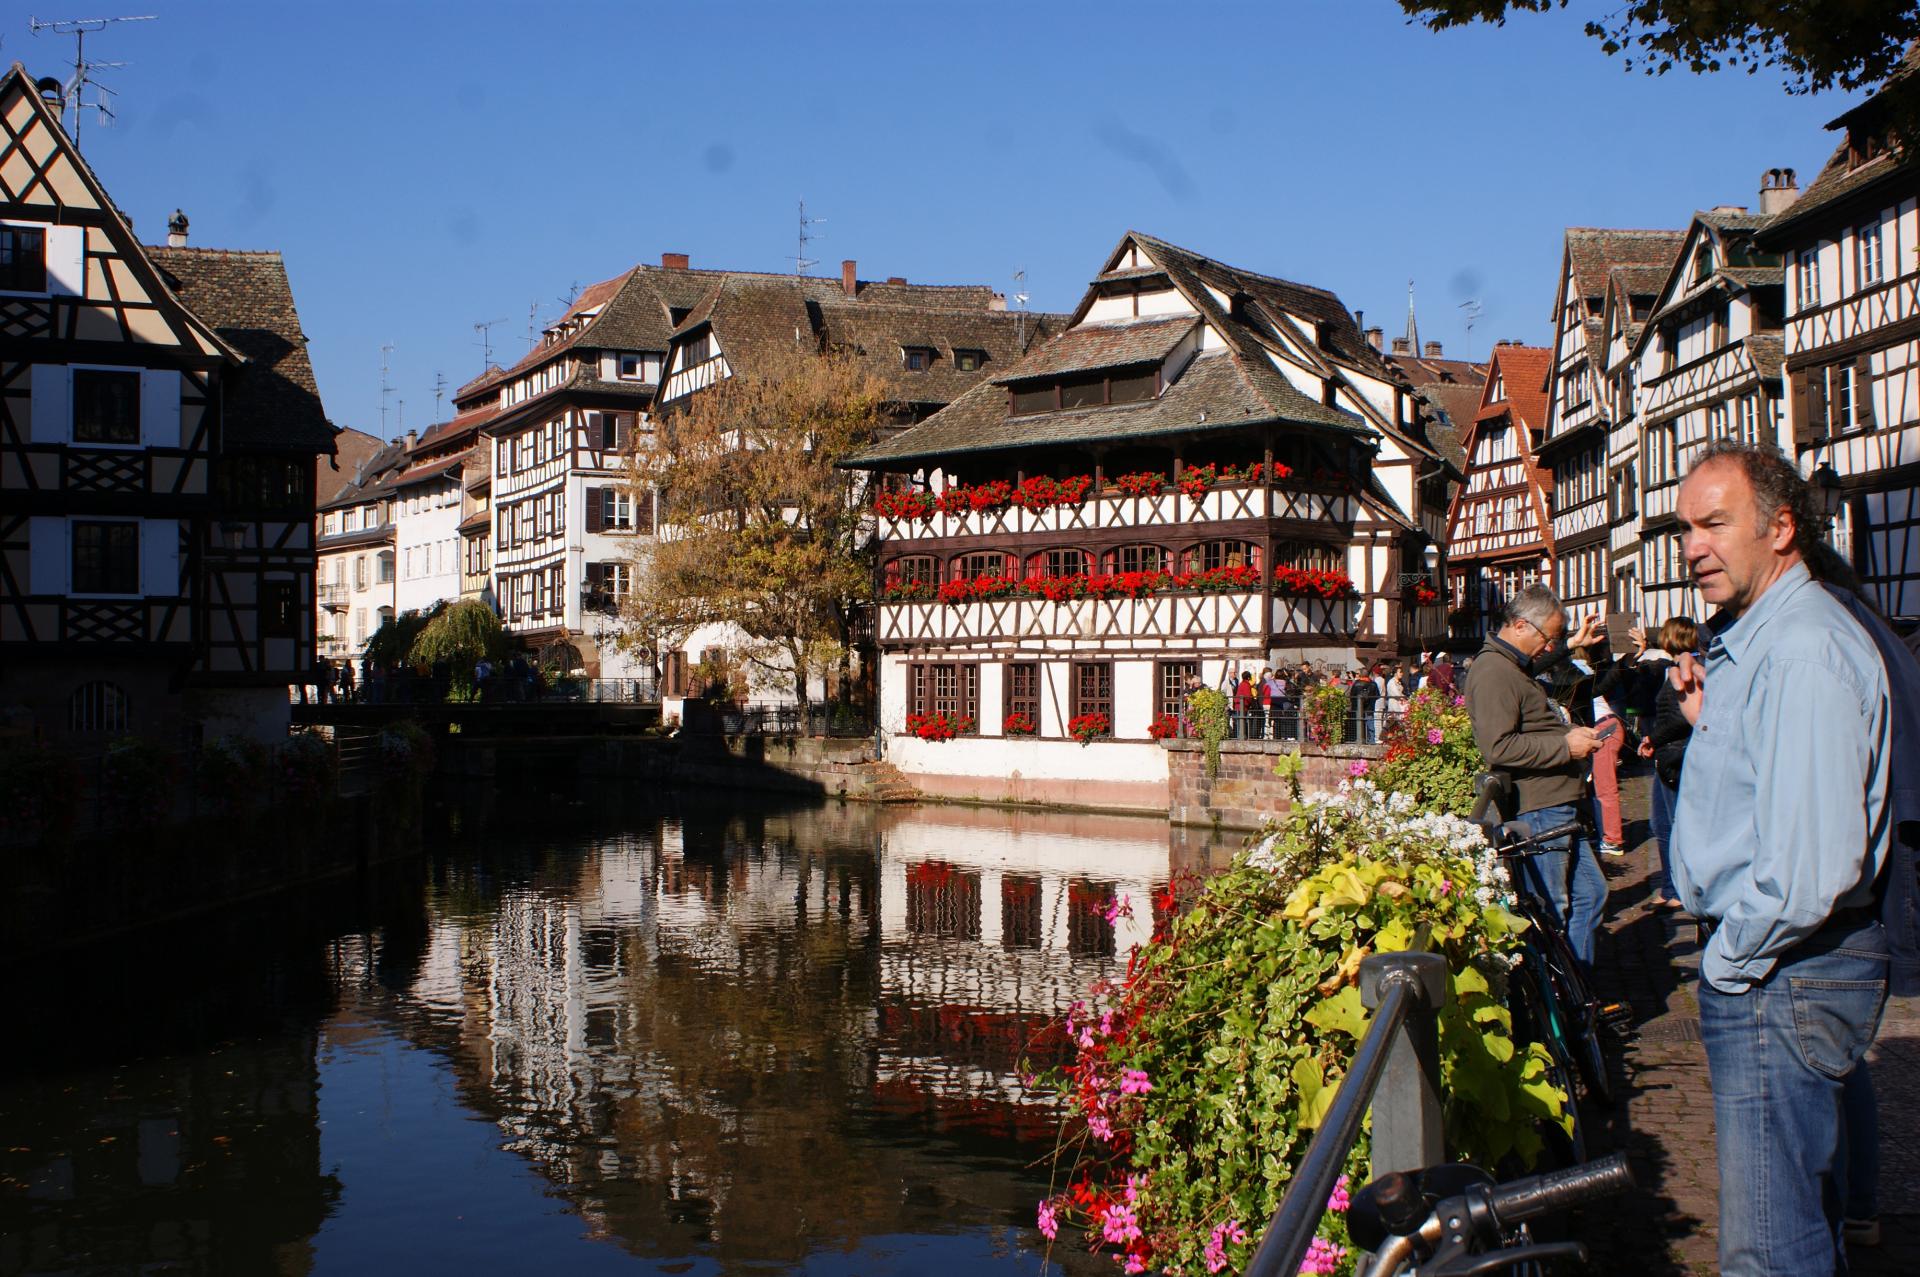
1462, 440, 1919, 1277
298, 652, 552, 705
1215, 652, 1471, 743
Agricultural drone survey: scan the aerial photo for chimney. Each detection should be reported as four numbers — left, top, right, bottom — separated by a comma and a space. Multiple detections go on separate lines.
1365, 326, 1384, 351
404, 429, 417, 452
841, 259, 858, 298
886, 276, 906, 285
1423, 340, 1443, 358
1759, 167, 1800, 216
661, 252, 689, 270
1390, 336, 1411, 355
166, 209, 189, 248
36, 76, 64, 118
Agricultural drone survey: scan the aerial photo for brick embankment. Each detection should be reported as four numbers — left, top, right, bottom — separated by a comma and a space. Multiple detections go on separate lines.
1579, 768, 1918, 1274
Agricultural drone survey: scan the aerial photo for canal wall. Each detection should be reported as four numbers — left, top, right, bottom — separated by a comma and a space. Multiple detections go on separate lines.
1164, 738, 1385, 831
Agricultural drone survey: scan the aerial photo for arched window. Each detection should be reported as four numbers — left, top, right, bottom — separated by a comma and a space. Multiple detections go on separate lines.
950, 550, 1013, 580
1027, 547, 1092, 578
884, 555, 937, 588
69, 681, 129, 733
1183, 540, 1260, 573
1108, 544, 1169, 574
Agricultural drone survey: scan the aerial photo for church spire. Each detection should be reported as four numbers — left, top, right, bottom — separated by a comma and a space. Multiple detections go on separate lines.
1405, 279, 1420, 359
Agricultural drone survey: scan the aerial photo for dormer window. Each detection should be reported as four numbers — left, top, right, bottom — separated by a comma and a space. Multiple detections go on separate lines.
1691, 244, 1713, 285
1008, 366, 1160, 416
0, 224, 45, 293
954, 349, 985, 373
682, 333, 712, 366
903, 346, 934, 372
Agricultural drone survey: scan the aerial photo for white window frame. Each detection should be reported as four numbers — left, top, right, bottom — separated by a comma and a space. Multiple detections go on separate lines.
1856, 221, 1884, 289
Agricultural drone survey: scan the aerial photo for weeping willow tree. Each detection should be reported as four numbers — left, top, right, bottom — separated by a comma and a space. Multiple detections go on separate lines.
408, 598, 511, 671
627, 335, 895, 714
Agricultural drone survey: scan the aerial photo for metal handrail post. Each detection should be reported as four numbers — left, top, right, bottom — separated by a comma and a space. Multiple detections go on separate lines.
1360, 950, 1449, 1179
1245, 951, 1450, 1277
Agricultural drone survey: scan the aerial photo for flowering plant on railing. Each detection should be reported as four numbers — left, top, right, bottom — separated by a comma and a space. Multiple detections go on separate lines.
872, 488, 935, 521
1013, 474, 1094, 511
1372, 687, 1481, 816
1176, 460, 1295, 499
1032, 783, 1569, 1277
1403, 578, 1441, 606
906, 710, 975, 742
1111, 470, 1166, 498
920, 565, 1263, 606
880, 578, 934, 602
1272, 565, 1360, 600
1303, 683, 1351, 747
1003, 711, 1038, 737
1145, 712, 1182, 741
934, 478, 1014, 516
937, 572, 1024, 603
1068, 711, 1112, 744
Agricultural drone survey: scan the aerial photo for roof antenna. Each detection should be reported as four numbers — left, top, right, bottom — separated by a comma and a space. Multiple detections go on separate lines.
792, 198, 824, 275
379, 342, 394, 440
28, 14, 156, 153
473, 317, 506, 369
525, 299, 541, 351
1457, 298, 1483, 363
432, 370, 447, 419
1013, 269, 1030, 350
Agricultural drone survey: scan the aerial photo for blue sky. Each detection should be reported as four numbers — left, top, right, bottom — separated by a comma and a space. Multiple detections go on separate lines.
12, 2, 1864, 439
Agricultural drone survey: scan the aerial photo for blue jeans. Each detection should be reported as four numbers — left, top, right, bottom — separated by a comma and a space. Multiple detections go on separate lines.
1842, 1063, 1878, 1221
1513, 804, 1608, 967
1699, 920, 1889, 1276
1648, 775, 1679, 900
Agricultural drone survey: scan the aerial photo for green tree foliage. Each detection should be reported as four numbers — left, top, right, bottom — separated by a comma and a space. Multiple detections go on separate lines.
629, 321, 897, 713
362, 606, 436, 670
408, 598, 511, 671
1401, 1, 1920, 98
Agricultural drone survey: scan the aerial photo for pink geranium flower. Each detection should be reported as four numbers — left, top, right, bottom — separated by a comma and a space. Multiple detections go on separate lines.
1427, 727, 1446, 745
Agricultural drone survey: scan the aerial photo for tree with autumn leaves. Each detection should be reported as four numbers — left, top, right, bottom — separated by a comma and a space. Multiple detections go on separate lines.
622, 338, 896, 715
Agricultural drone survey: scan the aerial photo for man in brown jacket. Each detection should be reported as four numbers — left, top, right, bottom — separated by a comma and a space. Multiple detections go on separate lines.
1464, 583, 1608, 965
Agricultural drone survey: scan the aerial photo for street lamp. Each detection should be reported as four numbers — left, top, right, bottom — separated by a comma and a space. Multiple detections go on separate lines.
1810, 461, 1846, 529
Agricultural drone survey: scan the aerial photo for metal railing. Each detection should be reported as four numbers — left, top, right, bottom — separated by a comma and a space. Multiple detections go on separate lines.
718, 703, 875, 738
1245, 952, 1449, 1277
1222, 697, 1414, 746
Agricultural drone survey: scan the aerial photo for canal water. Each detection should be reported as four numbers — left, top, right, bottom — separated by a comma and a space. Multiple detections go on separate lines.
0, 798, 1233, 1276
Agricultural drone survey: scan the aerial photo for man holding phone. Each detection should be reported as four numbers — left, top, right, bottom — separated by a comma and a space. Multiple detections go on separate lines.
1464, 584, 1609, 965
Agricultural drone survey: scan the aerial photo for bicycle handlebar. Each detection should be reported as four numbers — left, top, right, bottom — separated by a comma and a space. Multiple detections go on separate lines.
1484, 1153, 1634, 1229
1493, 821, 1583, 856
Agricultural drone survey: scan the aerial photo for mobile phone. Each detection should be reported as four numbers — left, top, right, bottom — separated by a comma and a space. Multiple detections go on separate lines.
1595, 721, 1620, 741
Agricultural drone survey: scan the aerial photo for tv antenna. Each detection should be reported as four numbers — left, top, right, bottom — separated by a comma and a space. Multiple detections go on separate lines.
1012, 269, 1031, 349
1457, 298, 1484, 362
432, 371, 447, 418
379, 342, 394, 439
472, 317, 506, 368
525, 299, 543, 351
28, 14, 156, 153
792, 198, 824, 275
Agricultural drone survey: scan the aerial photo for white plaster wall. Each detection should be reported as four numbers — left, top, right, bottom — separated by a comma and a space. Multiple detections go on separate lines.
394, 483, 462, 616
888, 734, 1169, 789
1113, 659, 1156, 737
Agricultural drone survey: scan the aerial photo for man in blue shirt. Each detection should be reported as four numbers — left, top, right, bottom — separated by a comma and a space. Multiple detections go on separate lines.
1669, 442, 1896, 1276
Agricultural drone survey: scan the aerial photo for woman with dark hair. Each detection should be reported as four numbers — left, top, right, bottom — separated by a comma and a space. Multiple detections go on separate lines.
1636, 614, 1699, 911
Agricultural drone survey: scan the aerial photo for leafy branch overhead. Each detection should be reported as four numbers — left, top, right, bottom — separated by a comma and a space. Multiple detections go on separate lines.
1401, 1, 1920, 98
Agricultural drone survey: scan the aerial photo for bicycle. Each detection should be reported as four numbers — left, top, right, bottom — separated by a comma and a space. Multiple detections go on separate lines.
1468, 774, 1619, 1114
1347, 1151, 1636, 1275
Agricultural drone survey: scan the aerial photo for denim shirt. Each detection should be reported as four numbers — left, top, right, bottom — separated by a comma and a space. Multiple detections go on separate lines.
1670, 562, 1895, 993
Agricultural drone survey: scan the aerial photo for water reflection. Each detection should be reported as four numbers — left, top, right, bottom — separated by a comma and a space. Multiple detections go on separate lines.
1, 800, 1235, 1276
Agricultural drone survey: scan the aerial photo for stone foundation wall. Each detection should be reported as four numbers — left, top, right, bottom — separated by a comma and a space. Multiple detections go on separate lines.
1165, 738, 1385, 831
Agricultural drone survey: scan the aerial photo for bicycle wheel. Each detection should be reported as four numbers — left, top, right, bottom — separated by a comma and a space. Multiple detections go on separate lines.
1536, 929, 1614, 1106
1506, 955, 1589, 1168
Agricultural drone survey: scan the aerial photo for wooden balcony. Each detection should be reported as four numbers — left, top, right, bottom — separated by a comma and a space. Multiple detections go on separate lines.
875, 483, 1358, 544
876, 590, 1359, 647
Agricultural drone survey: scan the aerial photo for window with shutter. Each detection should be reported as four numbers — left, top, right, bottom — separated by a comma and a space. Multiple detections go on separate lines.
1854, 355, 1877, 430
585, 488, 604, 532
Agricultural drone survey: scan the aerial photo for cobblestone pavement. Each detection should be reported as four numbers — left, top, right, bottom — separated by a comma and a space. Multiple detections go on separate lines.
1576, 769, 1917, 1274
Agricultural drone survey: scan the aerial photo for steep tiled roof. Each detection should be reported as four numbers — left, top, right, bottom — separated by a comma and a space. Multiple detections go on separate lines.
414, 401, 500, 452
321, 427, 384, 505
997, 314, 1197, 381
852, 347, 1366, 467
1746, 332, 1786, 380
147, 246, 335, 453
1561, 229, 1686, 370
318, 437, 408, 513
1754, 143, 1907, 242
1484, 344, 1553, 433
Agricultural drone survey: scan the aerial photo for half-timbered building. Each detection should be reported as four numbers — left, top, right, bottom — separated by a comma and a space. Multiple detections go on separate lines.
847, 232, 1459, 811
1755, 64, 1920, 627
1443, 342, 1555, 646
1536, 228, 1686, 627
0, 65, 333, 743
1630, 207, 1787, 627
393, 389, 499, 618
